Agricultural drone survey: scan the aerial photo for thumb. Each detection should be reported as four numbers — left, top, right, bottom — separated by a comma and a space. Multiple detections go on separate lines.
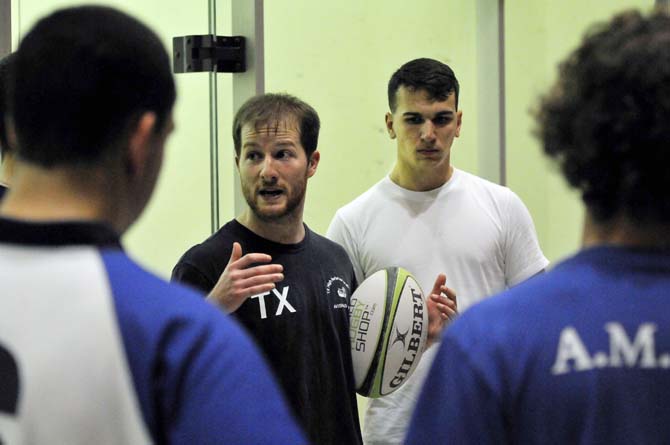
228, 242, 243, 265
431, 273, 447, 295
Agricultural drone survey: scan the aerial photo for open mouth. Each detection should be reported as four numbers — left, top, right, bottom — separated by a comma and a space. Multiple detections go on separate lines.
259, 189, 283, 198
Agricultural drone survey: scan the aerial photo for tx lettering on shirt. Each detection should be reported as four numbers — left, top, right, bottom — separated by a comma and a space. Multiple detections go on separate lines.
250, 286, 296, 319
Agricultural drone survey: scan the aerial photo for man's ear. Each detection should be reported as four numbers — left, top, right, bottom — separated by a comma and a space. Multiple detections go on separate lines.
455, 110, 463, 138
385, 112, 396, 139
307, 150, 320, 178
126, 112, 157, 177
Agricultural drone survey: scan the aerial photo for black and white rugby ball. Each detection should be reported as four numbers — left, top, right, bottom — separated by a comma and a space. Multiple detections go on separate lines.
349, 267, 428, 398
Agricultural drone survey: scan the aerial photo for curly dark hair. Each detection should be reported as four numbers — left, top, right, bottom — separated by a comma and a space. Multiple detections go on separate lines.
536, 9, 670, 223
388, 58, 459, 112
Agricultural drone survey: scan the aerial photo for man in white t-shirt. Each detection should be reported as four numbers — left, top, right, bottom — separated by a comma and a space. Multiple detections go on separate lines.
327, 57, 549, 444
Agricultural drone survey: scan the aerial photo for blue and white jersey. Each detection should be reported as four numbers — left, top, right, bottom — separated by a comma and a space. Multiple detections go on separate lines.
0, 218, 305, 444
406, 246, 670, 444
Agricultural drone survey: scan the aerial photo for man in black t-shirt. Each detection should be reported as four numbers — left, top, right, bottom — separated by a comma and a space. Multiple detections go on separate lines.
173, 93, 455, 445
173, 93, 363, 445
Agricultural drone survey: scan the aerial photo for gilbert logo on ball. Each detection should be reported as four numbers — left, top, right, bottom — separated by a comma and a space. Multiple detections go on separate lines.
349, 267, 428, 398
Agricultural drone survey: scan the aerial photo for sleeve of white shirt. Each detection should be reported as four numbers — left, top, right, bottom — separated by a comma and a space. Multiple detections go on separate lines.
327, 211, 366, 284
502, 190, 549, 286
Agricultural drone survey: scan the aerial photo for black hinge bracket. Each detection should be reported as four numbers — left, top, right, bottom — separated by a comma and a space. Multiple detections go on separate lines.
172, 35, 246, 73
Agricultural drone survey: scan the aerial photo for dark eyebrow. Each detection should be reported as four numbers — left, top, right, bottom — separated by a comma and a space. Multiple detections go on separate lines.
402, 111, 454, 118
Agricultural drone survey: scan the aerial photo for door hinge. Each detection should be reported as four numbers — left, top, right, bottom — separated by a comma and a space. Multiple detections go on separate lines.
172, 35, 246, 73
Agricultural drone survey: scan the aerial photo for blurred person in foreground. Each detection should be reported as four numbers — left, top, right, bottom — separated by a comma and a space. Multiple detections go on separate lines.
406, 9, 670, 444
0, 6, 304, 444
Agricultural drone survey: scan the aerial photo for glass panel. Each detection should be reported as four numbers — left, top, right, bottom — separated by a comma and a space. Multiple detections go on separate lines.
215, 0, 237, 226
505, 0, 655, 262
15, 0, 213, 278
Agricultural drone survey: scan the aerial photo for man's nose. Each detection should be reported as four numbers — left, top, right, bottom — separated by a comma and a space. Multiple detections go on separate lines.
260, 157, 278, 182
420, 121, 437, 143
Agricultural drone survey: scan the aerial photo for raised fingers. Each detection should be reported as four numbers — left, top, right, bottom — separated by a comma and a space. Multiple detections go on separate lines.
232, 252, 275, 269
232, 263, 284, 280
234, 275, 285, 298
237, 271, 284, 289
430, 292, 457, 319
430, 273, 447, 296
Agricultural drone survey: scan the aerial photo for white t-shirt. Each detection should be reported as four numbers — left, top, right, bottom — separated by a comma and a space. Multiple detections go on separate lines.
327, 168, 549, 444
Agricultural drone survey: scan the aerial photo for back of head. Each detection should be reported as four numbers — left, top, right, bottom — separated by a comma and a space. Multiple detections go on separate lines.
537, 9, 670, 225
11, 6, 176, 168
0, 53, 15, 159
232, 93, 320, 157
388, 58, 460, 112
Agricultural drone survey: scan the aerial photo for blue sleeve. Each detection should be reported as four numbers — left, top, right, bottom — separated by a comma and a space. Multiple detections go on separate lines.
405, 331, 508, 445
102, 251, 306, 445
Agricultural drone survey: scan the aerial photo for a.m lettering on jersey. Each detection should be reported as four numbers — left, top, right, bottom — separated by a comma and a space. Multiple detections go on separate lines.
551, 322, 670, 375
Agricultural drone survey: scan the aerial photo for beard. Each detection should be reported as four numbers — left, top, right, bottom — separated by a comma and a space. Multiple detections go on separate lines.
242, 175, 308, 223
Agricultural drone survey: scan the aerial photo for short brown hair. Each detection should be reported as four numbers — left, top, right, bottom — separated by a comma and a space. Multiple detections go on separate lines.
232, 93, 320, 157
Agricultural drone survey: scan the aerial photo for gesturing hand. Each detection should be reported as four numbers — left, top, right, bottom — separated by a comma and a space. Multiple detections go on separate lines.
425, 273, 458, 348
207, 242, 284, 313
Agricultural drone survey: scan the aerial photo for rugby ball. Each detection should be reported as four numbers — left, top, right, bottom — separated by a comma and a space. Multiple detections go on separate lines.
349, 267, 428, 398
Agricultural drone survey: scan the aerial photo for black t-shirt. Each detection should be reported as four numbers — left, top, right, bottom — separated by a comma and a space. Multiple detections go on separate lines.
173, 219, 362, 445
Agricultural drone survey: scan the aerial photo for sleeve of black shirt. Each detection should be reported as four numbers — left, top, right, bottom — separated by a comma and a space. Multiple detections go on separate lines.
171, 262, 215, 296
